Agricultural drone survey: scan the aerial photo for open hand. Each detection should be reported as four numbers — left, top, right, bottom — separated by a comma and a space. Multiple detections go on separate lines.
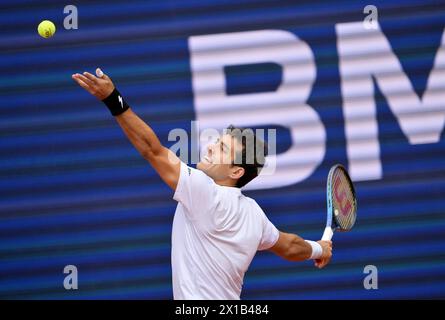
72, 68, 115, 100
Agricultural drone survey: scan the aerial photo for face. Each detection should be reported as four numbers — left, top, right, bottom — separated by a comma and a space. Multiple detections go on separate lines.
197, 134, 245, 185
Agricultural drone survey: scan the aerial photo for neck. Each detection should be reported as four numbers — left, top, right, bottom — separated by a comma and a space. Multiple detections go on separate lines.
214, 179, 237, 188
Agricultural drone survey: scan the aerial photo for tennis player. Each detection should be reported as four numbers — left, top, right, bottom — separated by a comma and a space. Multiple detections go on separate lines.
72, 69, 332, 300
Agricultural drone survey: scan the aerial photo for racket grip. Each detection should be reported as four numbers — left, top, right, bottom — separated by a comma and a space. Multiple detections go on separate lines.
321, 227, 333, 241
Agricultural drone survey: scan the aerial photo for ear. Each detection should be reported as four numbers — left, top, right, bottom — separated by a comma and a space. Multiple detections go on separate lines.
229, 166, 245, 180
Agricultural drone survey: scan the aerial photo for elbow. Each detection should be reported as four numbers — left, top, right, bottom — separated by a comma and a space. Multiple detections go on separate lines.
141, 143, 163, 160
141, 147, 156, 160
141, 148, 162, 163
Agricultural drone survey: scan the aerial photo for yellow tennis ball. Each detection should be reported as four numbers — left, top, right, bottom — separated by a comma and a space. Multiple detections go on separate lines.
38, 20, 56, 38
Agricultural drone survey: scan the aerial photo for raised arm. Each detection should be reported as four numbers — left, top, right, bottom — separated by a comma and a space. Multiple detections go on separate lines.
72, 69, 180, 190
269, 231, 333, 268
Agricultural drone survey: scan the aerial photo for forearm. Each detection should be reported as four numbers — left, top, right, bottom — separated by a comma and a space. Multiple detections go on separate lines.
115, 108, 163, 159
275, 232, 312, 262
286, 234, 312, 261
72, 70, 181, 190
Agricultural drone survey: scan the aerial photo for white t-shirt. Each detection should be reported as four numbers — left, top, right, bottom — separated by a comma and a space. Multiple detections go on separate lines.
171, 161, 279, 300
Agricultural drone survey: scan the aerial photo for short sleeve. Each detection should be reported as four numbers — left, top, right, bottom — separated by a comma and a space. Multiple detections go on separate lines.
173, 161, 217, 221
258, 213, 279, 251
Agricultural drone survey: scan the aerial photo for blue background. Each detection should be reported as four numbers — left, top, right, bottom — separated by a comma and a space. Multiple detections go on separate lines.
0, 0, 444, 299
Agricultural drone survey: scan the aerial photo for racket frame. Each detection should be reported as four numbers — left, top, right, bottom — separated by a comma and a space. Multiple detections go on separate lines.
322, 164, 356, 241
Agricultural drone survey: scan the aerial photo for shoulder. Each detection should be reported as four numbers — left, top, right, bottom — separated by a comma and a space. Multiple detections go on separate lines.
173, 162, 218, 206
181, 163, 215, 186
235, 195, 268, 222
243, 195, 263, 212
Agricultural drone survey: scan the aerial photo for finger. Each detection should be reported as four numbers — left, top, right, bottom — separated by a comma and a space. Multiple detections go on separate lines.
74, 73, 95, 86
98, 68, 111, 81
321, 261, 329, 268
322, 240, 332, 246
83, 72, 98, 83
72, 74, 92, 91
96, 68, 104, 78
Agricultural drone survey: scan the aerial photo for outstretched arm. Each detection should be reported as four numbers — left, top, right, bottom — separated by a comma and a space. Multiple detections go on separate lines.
72, 69, 180, 190
114, 110, 180, 190
269, 231, 332, 268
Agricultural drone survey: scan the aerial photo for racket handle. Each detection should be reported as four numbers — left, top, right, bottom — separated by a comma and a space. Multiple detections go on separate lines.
321, 227, 333, 241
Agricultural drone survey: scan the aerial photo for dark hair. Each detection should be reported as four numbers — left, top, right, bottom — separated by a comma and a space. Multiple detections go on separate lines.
225, 125, 268, 188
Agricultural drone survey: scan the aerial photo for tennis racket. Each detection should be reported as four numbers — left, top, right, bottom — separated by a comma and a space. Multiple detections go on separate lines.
321, 164, 357, 241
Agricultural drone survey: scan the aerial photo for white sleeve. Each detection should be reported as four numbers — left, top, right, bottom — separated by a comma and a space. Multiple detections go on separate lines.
173, 161, 217, 221
258, 212, 280, 251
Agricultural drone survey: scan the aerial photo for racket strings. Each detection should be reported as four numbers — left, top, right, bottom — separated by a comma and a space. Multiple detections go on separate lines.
332, 170, 356, 229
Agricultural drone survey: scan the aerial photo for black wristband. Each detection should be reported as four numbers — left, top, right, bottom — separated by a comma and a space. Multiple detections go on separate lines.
102, 88, 130, 116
